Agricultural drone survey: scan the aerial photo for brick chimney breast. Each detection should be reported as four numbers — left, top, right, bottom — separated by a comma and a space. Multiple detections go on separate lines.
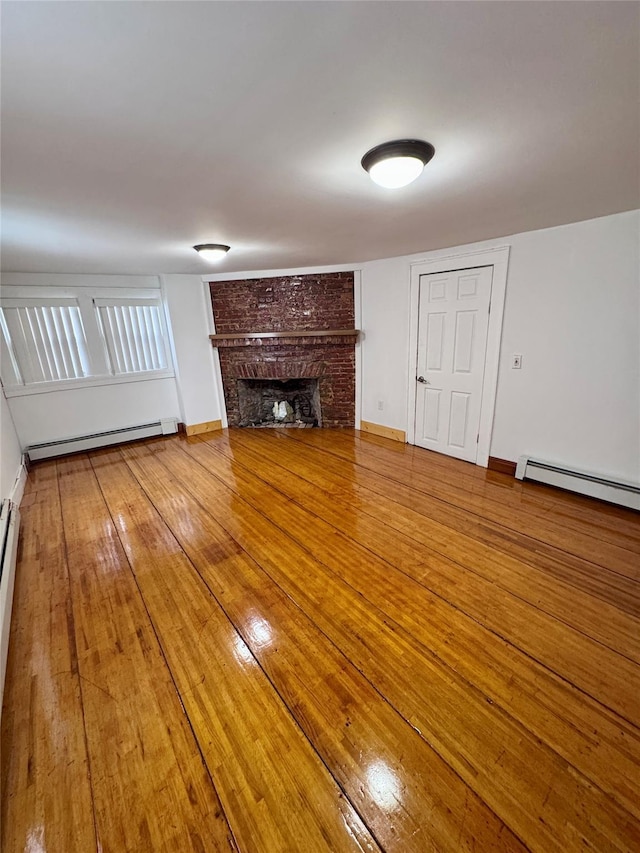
210, 272, 356, 428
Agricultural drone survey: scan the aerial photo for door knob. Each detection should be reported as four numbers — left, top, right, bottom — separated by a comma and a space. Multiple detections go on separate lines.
417, 376, 430, 384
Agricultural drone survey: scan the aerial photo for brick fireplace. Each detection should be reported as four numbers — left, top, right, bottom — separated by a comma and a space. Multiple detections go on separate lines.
209, 272, 358, 428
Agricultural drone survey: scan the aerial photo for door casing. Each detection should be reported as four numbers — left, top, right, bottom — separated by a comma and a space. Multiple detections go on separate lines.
406, 246, 510, 467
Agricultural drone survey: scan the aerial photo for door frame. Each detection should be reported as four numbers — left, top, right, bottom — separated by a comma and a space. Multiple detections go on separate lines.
406, 245, 510, 467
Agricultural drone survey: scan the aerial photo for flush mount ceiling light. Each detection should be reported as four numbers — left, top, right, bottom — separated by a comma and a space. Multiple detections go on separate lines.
361, 139, 435, 189
193, 243, 230, 262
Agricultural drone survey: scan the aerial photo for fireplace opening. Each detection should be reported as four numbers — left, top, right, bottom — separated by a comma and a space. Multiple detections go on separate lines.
237, 378, 322, 428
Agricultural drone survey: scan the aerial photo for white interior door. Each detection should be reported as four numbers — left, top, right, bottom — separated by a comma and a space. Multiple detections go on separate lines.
414, 266, 492, 462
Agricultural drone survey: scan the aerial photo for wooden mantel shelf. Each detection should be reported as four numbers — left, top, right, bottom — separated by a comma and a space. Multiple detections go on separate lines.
210, 329, 360, 347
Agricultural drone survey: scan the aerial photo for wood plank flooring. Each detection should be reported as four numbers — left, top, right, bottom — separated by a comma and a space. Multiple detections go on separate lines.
2, 429, 639, 852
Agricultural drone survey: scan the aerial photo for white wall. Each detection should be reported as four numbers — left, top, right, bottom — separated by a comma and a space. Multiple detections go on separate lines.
162, 275, 222, 427
359, 256, 412, 429
1, 273, 182, 448
360, 210, 640, 482
2, 213, 637, 482
0, 390, 22, 500
9, 378, 180, 447
491, 213, 639, 480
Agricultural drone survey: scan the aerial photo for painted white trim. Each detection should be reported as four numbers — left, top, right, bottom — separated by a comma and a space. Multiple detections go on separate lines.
1, 286, 161, 301
407, 246, 510, 467
159, 275, 187, 425
0, 296, 79, 308
204, 280, 229, 428
3, 368, 175, 397
353, 269, 363, 428
9, 457, 28, 507
1, 273, 161, 290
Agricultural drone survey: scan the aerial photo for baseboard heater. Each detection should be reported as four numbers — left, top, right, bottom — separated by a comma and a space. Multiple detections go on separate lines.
0, 499, 20, 708
25, 418, 178, 462
515, 456, 640, 511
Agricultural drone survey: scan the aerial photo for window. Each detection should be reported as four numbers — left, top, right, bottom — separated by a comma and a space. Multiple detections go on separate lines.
95, 299, 170, 376
0, 299, 90, 385
0, 290, 174, 395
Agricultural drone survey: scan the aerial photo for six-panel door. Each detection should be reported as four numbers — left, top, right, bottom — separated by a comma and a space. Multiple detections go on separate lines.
415, 266, 492, 462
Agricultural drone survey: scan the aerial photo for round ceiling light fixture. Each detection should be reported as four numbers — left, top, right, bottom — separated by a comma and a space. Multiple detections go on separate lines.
193, 243, 230, 262
361, 139, 435, 189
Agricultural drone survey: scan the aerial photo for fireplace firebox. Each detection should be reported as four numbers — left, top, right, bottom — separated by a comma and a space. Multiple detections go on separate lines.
237, 378, 321, 428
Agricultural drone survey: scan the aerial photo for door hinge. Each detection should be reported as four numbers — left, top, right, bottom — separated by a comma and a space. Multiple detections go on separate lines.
477, 433, 480, 443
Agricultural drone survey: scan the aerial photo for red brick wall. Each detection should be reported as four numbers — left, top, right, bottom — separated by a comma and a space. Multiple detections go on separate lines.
209, 272, 355, 334
218, 343, 355, 428
210, 273, 356, 428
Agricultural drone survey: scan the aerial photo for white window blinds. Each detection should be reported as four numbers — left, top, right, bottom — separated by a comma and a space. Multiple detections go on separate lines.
0, 291, 173, 393
0, 300, 90, 385
95, 299, 169, 375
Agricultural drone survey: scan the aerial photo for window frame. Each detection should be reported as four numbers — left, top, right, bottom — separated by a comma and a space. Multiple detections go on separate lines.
93, 297, 173, 378
0, 286, 175, 397
0, 296, 91, 386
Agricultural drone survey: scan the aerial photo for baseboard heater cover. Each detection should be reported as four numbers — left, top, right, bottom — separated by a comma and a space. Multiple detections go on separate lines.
0, 499, 20, 709
25, 418, 178, 462
515, 456, 640, 511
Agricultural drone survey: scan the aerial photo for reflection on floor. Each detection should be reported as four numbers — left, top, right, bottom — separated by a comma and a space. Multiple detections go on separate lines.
2, 428, 639, 852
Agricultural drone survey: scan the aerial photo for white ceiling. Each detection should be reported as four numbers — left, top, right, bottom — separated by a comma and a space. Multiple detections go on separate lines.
2, 1, 638, 275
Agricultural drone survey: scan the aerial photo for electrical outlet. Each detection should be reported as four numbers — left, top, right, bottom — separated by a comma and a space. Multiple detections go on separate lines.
512, 354, 522, 369
377, 400, 384, 411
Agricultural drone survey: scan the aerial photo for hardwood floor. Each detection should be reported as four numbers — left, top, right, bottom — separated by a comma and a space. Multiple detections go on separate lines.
2, 429, 639, 852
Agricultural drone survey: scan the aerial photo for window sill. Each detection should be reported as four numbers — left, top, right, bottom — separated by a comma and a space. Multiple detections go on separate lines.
3, 370, 175, 398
